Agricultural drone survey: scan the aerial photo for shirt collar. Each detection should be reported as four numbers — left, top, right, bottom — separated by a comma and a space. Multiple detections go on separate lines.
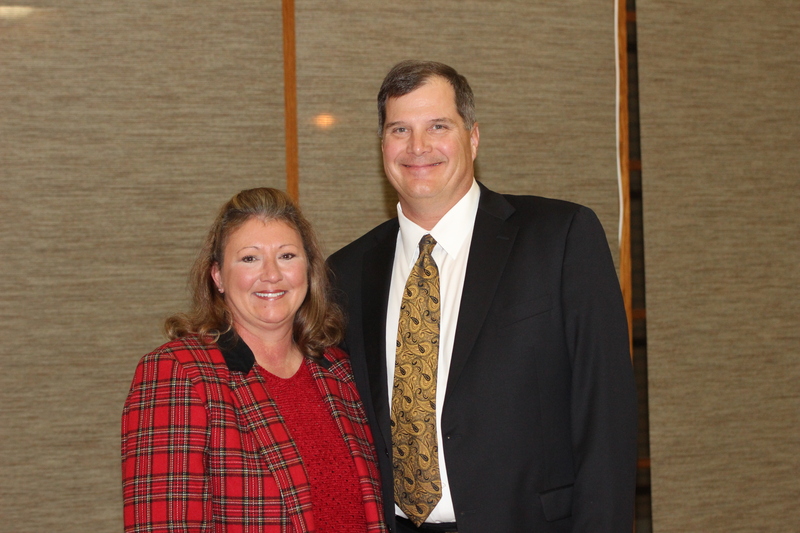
396, 179, 480, 266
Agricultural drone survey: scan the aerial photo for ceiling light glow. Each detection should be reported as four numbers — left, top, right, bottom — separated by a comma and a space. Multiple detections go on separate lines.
0, 6, 36, 20
313, 113, 337, 130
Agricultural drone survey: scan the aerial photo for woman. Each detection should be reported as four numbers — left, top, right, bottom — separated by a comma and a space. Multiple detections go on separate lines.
122, 188, 386, 532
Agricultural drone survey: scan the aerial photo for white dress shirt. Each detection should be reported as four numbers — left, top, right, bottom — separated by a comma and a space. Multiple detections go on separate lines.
386, 179, 480, 523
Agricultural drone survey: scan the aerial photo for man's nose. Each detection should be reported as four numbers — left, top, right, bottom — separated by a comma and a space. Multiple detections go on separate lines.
408, 131, 431, 155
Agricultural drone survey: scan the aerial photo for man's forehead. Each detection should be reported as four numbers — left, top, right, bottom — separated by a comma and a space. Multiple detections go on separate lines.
386, 80, 458, 116
399, 76, 454, 100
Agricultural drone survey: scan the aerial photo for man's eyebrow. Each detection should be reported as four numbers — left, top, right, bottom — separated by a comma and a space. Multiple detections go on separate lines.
384, 117, 456, 130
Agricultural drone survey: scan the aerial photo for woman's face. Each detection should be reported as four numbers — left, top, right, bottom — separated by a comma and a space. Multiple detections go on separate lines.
211, 217, 308, 340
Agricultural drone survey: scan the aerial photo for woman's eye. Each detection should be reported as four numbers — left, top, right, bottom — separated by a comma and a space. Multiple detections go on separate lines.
280, 253, 296, 260
241, 255, 257, 263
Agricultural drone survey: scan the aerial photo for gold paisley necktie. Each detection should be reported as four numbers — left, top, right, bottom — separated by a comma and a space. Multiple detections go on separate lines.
391, 234, 442, 526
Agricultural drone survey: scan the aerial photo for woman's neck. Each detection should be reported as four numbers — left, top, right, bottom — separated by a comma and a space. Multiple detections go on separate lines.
235, 325, 304, 378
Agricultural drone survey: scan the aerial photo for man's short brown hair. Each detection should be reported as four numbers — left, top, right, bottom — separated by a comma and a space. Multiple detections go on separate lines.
377, 60, 476, 136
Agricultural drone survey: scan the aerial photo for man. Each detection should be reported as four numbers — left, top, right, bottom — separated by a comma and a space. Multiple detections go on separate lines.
328, 60, 637, 533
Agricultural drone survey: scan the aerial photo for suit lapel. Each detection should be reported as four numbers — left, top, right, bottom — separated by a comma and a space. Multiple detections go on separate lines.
360, 223, 398, 447
446, 185, 518, 397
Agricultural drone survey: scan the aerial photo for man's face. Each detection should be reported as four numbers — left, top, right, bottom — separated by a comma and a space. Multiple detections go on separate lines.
381, 76, 479, 223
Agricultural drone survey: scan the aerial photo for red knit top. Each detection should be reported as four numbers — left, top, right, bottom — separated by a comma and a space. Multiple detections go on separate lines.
261, 360, 368, 532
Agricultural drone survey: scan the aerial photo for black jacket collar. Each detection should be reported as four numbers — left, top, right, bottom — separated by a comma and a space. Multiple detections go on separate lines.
217, 330, 256, 373
216, 330, 332, 373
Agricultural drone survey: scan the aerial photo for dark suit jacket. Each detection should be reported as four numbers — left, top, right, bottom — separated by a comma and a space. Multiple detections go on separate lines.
328, 183, 637, 533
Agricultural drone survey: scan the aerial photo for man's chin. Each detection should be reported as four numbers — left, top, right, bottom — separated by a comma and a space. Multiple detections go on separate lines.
399, 183, 443, 201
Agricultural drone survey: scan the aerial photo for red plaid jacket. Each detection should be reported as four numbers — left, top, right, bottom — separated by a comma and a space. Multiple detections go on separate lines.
122, 334, 386, 532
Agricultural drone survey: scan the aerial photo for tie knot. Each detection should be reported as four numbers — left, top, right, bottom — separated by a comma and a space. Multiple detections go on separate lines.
419, 234, 437, 256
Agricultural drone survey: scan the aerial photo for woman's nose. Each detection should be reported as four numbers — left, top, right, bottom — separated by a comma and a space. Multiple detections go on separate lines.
260, 258, 282, 281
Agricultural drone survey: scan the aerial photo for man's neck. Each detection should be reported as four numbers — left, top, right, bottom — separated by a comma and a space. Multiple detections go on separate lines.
398, 188, 473, 231
399, 206, 445, 231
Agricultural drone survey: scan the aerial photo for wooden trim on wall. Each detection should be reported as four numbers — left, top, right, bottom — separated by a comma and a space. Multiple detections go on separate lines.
282, 0, 299, 201
616, 0, 633, 357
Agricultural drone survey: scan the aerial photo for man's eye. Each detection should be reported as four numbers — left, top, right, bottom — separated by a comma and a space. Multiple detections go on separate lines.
393, 127, 406, 134
432, 124, 447, 130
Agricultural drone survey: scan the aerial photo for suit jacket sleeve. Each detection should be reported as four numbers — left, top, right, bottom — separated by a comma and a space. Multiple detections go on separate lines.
122, 351, 210, 532
562, 206, 637, 531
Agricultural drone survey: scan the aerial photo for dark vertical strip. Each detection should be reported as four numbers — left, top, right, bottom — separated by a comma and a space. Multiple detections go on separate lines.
617, 0, 633, 356
282, 0, 299, 201
625, 1, 653, 530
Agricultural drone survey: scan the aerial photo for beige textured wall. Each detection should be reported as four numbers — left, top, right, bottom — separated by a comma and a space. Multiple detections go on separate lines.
638, 2, 800, 531
0, 2, 285, 531
0, 1, 621, 530
295, 1, 621, 261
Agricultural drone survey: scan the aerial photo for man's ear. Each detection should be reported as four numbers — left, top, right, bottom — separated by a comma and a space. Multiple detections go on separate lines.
470, 122, 480, 160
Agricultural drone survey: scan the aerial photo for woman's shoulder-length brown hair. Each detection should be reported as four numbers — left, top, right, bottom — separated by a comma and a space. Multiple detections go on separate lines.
164, 187, 345, 358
